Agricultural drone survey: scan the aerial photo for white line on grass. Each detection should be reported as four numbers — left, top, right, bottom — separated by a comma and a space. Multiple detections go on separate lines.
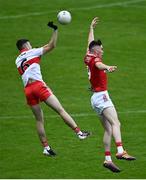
70, 0, 146, 11
0, 109, 146, 120
0, 0, 145, 20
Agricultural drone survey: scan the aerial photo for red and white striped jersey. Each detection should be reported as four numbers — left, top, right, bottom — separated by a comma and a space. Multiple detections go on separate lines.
15, 47, 43, 86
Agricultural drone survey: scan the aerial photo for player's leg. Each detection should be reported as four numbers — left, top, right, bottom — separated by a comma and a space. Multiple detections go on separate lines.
31, 104, 56, 156
45, 95, 77, 129
100, 115, 121, 172
44, 94, 90, 139
102, 106, 136, 160
100, 116, 112, 155
102, 106, 122, 143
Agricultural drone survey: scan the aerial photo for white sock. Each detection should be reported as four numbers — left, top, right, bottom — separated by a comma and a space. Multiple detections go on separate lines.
105, 155, 112, 162
45, 146, 50, 150
117, 146, 124, 154
77, 131, 83, 135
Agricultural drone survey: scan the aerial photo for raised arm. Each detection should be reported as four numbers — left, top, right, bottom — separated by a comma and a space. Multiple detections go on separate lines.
95, 61, 117, 73
87, 17, 99, 52
42, 22, 58, 54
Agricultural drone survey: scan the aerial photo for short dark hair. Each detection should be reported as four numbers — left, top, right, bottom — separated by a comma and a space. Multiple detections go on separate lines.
16, 39, 29, 50
89, 39, 102, 50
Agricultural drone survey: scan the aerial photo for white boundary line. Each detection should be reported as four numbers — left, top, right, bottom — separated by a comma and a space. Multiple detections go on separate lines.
0, 110, 146, 120
0, 0, 145, 20
70, 0, 146, 10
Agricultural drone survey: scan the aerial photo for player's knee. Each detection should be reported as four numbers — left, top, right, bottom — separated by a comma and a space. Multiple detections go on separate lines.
116, 120, 121, 127
112, 119, 121, 128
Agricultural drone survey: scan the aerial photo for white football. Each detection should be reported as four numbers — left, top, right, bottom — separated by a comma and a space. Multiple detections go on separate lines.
57, 10, 72, 25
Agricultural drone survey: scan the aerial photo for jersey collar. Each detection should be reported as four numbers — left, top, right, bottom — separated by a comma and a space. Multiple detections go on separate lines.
87, 50, 98, 57
20, 48, 29, 53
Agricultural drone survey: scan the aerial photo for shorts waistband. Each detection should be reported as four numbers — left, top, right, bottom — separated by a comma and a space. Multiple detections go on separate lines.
25, 79, 42, 87
28, 78, 37, 84
92, 90, 107, 95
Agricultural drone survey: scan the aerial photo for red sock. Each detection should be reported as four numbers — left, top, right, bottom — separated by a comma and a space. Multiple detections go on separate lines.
116, 142, 123, 147
74, 127, 80, 133
105, 151, 111, 156
42, 140, 48, 147
105, 151, 112, 161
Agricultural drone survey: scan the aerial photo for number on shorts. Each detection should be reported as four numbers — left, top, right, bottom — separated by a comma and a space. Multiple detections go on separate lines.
103, 94, 108, 102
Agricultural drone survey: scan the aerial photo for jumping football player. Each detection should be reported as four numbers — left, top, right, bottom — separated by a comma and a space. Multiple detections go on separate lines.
84, 17, 136, 172
15, 22, 90, 156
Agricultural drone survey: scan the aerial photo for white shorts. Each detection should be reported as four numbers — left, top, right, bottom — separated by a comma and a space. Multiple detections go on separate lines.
91, 90, 114, 115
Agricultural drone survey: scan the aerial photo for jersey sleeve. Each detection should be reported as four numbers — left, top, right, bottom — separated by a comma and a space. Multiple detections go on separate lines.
32, 47, 43, 56
94, 57, 102, 63
84, 55, 90, 65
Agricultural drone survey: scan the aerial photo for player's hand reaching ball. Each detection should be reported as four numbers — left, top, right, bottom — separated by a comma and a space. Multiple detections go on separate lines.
90, 17, 99, 29
47, 21, 58, 30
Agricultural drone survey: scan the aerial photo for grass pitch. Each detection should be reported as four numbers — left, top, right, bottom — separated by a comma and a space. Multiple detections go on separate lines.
0, 0, 146, 178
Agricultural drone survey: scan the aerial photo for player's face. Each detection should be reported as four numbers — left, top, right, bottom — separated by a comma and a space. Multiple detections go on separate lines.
93, 45, 103, 57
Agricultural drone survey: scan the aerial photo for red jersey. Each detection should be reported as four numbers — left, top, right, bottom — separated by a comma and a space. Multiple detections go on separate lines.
84, 51, 107, 92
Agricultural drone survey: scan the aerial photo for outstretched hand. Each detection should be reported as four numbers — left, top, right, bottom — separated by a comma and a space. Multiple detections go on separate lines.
90, 17, 99, 29
107, 66, 117, 73
47, 21, 58, 30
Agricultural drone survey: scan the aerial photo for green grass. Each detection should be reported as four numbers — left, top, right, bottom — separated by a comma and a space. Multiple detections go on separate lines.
0, 0, 146, 178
